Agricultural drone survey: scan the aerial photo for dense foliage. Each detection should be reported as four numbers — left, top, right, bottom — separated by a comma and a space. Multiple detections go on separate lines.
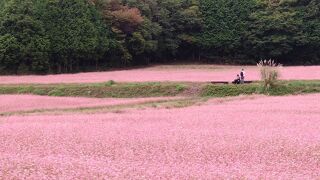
0, 0, 319, 74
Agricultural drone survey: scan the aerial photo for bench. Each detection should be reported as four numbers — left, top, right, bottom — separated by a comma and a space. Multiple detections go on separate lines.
210, 81, 229, 84
210, 81, 254, 84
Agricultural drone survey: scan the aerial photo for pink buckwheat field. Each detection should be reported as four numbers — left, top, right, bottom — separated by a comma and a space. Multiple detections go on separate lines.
1, 0, 320, 177
1, 94, 320, 179
0, 65, 319, 84
1, 64, 320, 179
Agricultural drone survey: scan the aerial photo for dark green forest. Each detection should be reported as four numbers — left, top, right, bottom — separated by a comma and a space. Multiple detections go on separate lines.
0, 0, 319, 74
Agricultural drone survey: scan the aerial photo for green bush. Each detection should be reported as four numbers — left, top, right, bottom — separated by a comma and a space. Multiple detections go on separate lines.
105, 80, 116, 86
175, 84, 186, 92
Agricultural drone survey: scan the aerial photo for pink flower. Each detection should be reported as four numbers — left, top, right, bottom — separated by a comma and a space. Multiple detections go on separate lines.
0, 94, 320, 178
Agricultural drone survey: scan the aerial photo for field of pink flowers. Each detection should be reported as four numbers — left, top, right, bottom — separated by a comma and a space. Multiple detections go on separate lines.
1, 94, 320, 179
0, 65, 319, 84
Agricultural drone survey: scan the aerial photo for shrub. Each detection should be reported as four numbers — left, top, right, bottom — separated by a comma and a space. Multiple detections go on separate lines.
105, 80, 116, 86
257, 59, 282, 89
175, 84, 186, 92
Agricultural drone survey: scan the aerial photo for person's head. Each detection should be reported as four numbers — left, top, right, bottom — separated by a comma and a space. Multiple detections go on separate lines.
242, 68, 244, 71
237, 74, 240, 77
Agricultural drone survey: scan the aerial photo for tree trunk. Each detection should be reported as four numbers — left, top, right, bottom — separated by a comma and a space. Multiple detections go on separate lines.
58, 64, 61, 74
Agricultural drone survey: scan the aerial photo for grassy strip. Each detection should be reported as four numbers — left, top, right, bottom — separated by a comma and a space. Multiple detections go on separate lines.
0, 97, 207, 116
201, 83, 259, 97
0, 80, 319, 98
0, 81, 188, 98
0, 80, 319, 116
201, 80, 320, 97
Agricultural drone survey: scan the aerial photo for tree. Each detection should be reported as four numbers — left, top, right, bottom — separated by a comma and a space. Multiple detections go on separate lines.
244, 0, 320, 64
98, 0, 145, 66
131, 0, 203, 61
244, 4, 301, 62
200, 0, 256, 58
297, 0, 320, 64
1, 0, 319, 74
0, 0, 50, 74
38, 0, 110, 73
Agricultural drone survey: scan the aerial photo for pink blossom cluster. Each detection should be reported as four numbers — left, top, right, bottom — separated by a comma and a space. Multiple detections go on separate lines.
1, 94, 320, 178
0, 65, 319, 84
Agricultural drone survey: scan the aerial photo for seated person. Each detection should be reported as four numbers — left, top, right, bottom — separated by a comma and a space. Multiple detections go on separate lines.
232, 74, 241, 84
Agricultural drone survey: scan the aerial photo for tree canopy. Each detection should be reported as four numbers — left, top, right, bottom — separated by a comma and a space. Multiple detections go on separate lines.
0, 0, 319, 74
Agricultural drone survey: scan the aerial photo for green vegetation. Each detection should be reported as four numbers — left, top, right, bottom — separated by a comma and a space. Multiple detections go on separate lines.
200, 0, 256, 59
202, 80, 320, 97
244, 0, 320, 64
1, 80, 319, 116
201, 84, 259, 97
0, 80, 320, 98
0, 97, 207, 116
0, 0, 50, 74
0, 82, 187, 98
0, 0, 319, 74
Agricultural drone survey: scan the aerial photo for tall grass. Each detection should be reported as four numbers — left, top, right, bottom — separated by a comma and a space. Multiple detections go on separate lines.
257, 59, 282, 89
